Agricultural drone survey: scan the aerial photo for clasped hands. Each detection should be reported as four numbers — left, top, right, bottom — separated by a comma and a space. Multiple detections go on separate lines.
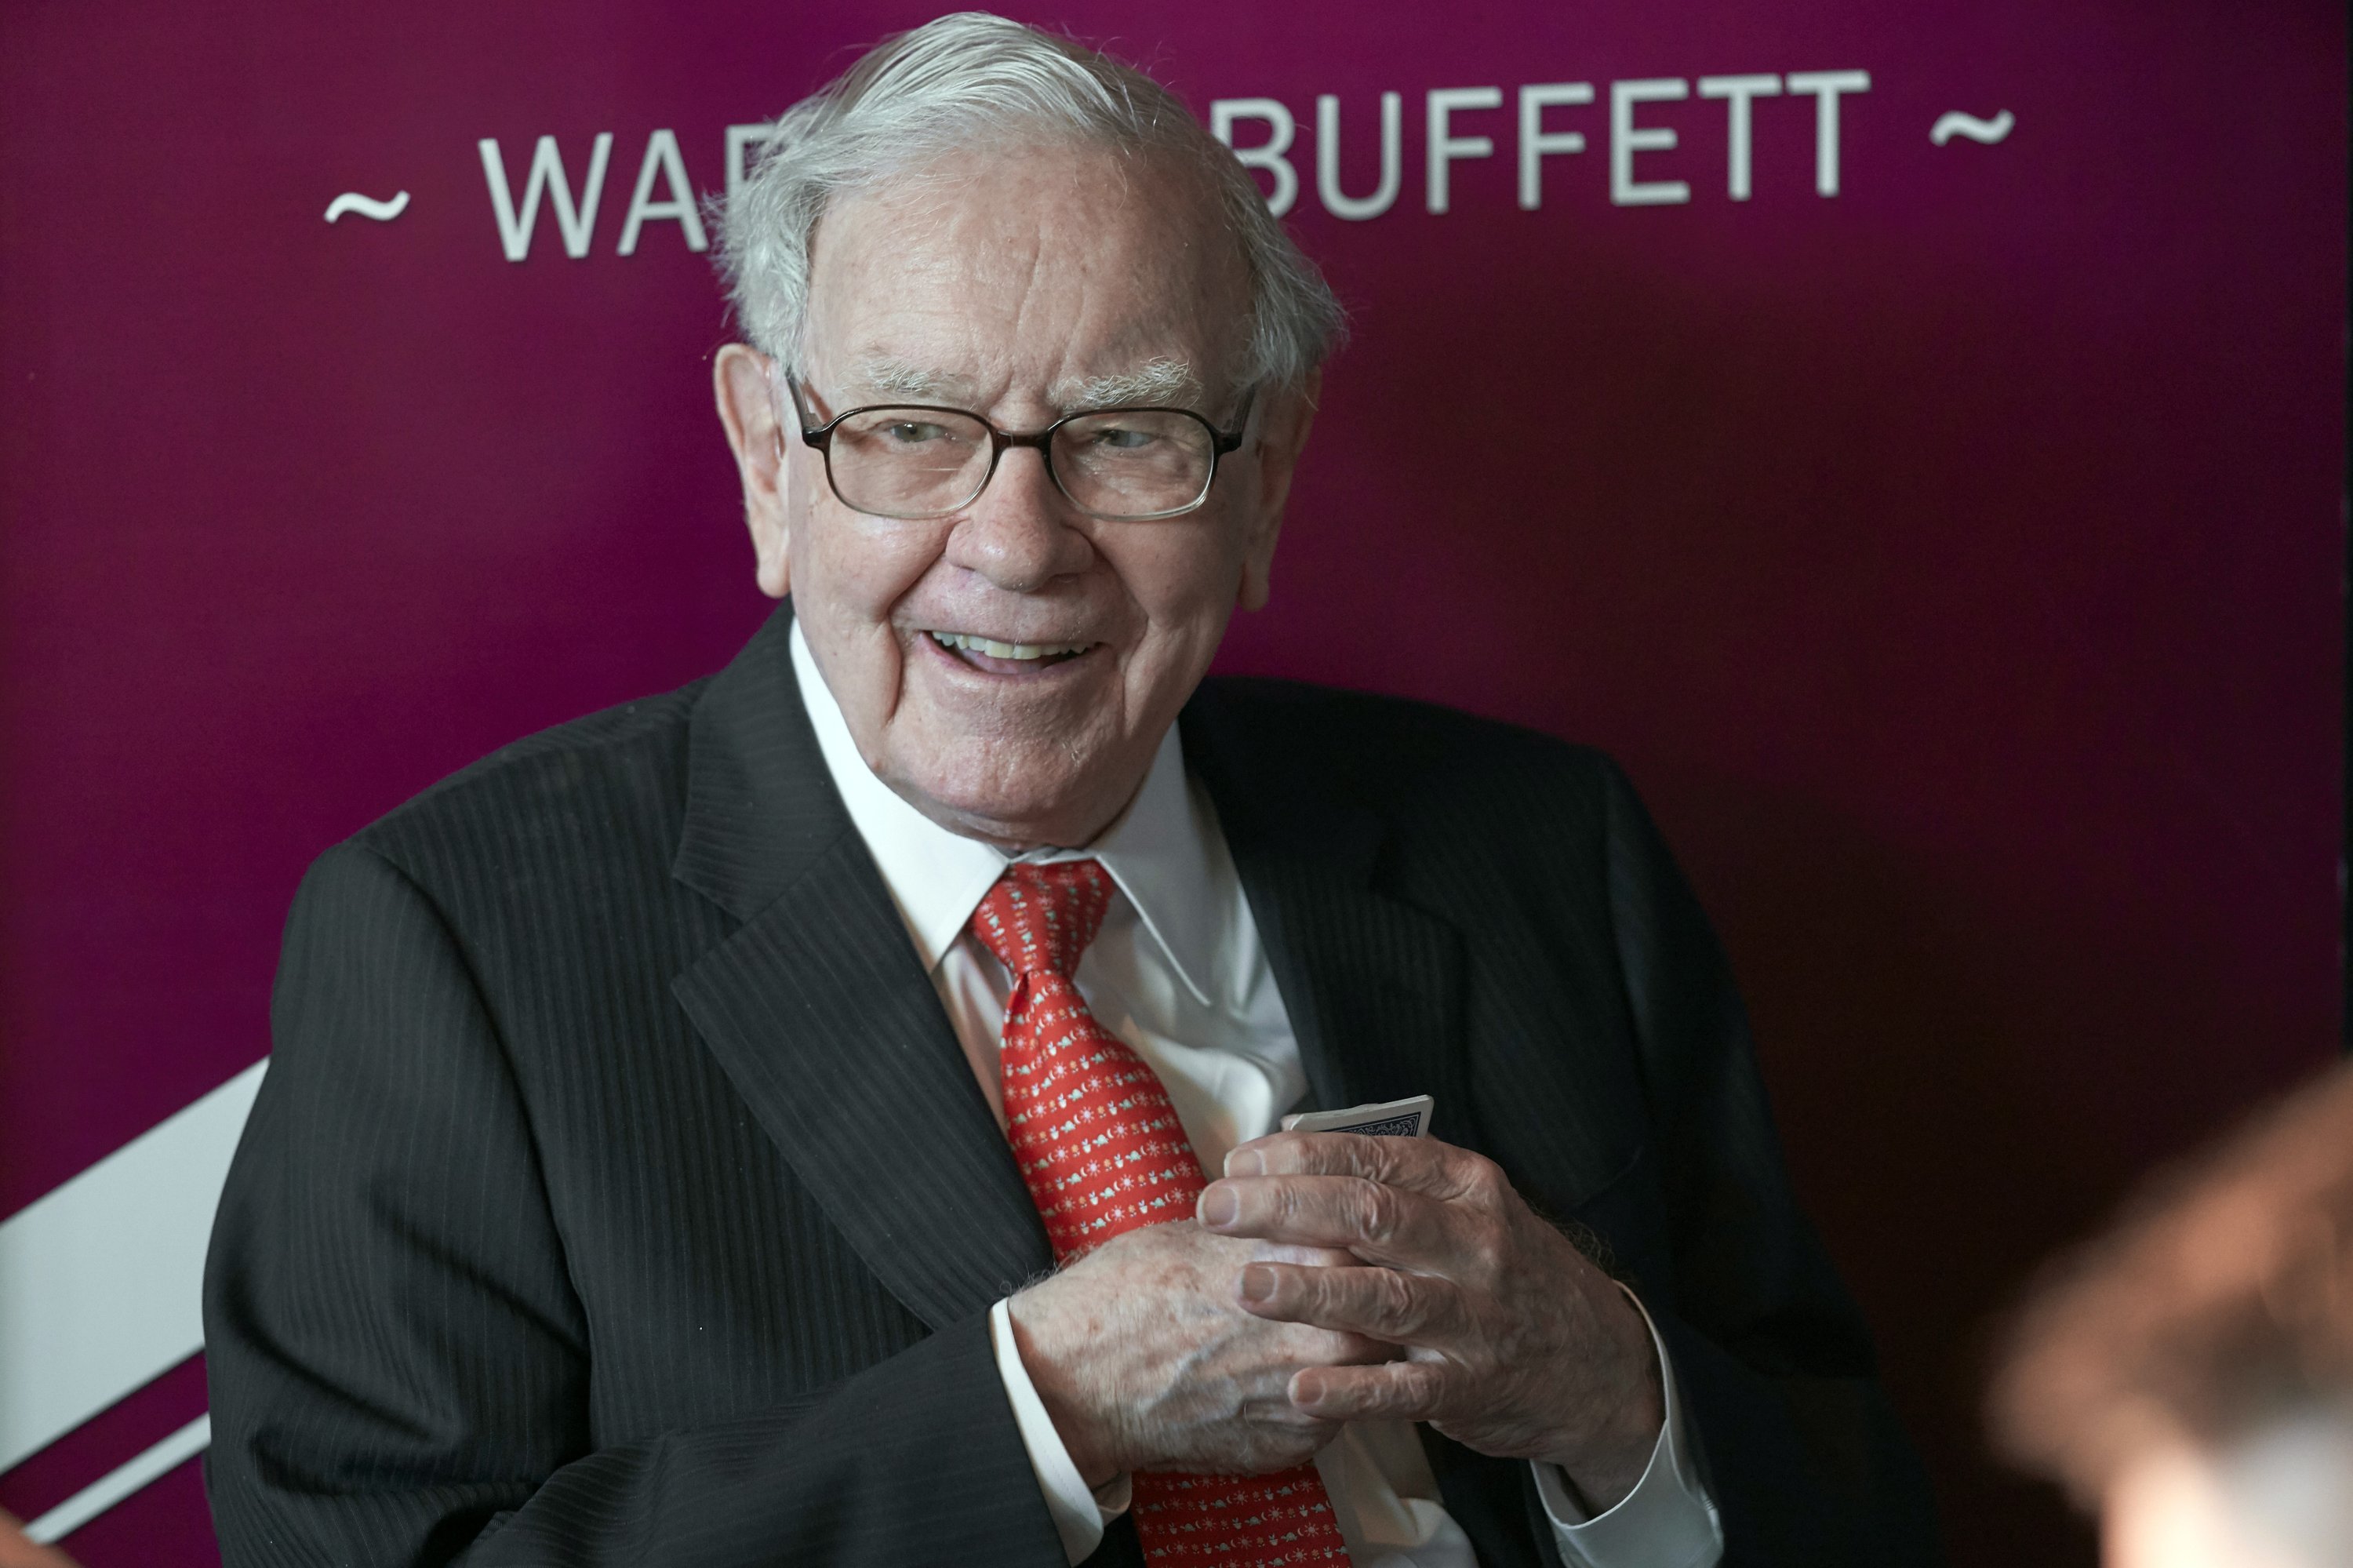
1006, 1133, 1664, 1511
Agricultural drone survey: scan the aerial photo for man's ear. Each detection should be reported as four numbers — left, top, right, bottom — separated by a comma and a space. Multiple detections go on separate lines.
1237, 370, 1319, 612
714, 344, 791, 599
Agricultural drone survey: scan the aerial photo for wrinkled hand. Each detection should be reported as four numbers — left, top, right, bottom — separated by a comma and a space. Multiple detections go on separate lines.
1006, 1221, 1391, 1484
1199, 1132, 1665, 1509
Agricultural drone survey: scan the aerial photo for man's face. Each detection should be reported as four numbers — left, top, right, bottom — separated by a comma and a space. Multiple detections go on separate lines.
716, 143, 1313, 849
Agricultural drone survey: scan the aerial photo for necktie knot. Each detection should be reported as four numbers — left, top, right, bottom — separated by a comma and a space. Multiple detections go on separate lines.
969, 859, 1113, 980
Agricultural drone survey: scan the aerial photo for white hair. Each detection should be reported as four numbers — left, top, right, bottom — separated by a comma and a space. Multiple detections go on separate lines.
713, 12, 1344, 395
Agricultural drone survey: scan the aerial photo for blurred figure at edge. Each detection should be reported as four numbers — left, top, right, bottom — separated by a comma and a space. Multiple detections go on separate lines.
1991, 1062, 2353, 1568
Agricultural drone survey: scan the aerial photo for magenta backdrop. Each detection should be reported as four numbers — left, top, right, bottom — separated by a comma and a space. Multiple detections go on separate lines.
2, 2, 2344, 1563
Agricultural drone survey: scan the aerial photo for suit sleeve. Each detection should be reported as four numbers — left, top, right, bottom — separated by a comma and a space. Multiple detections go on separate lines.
202, 842, 1068, 1568
1596, 765, 1944, 1566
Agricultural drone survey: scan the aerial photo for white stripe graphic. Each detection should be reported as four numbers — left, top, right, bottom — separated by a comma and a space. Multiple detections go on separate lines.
0, 1060, 267, 1474
23, 1415, 211, 1545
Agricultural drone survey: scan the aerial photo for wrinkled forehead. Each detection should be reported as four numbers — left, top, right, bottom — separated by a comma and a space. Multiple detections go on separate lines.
800, 142, 1253, 413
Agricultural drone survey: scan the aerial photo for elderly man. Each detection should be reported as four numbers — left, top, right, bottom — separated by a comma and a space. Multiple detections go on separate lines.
205, 14, 1936, 1567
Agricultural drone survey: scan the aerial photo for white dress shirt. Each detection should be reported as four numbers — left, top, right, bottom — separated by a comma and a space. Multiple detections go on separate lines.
790, 624, 1723, 1568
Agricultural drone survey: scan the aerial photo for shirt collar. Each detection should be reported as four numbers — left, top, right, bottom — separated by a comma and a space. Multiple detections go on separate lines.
789, 619, 1221, 1005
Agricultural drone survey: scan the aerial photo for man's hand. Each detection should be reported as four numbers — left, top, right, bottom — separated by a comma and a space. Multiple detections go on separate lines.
1199, 1132, 1666, 1510
1006, 1221, 1392, 1484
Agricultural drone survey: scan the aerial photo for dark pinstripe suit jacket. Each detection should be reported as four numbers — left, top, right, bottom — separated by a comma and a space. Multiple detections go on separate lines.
204, 604, 1940, 1566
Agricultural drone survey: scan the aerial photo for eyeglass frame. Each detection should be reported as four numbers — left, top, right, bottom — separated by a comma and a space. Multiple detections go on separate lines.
778, 374, 1257, 522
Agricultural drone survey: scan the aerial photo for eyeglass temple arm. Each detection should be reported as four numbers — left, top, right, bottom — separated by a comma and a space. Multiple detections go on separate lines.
780, 373, 831, 446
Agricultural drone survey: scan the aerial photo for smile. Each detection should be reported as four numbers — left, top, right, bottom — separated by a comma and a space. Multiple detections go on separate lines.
926, 631, 1095, 664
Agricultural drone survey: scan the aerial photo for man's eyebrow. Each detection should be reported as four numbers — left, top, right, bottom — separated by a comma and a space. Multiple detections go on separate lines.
1053, 358, 1203, 412
836, 355, 1207, 413
844, 355, 971, 402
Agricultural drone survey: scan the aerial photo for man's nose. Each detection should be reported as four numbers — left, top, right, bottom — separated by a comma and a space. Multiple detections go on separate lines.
943, 446, 1094, 591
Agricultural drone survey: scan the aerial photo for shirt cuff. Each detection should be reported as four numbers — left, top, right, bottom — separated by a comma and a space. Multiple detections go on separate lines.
1533, 1287, 1723, 1568
989, 1297, 1132, 1565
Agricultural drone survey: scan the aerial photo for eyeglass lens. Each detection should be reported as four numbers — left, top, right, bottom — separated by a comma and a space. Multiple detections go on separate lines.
826, 408, 1218, 520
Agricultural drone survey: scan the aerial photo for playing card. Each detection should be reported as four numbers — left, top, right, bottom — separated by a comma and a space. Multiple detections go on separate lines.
1279, 1094, 1434, 1140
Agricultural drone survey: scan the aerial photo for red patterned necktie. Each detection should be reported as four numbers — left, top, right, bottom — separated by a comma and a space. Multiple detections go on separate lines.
973, 860, 1351, 1566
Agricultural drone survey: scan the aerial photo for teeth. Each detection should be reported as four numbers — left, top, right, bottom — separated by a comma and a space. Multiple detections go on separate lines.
929, 631, 1089, 660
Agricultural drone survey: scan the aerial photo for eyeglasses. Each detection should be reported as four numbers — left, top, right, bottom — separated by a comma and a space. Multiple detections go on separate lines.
783, 377, 1252, 522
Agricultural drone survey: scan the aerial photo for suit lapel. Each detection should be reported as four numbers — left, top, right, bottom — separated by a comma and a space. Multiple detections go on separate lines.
671, 606, 1051, 1333
1180, 691, 1471, 1140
